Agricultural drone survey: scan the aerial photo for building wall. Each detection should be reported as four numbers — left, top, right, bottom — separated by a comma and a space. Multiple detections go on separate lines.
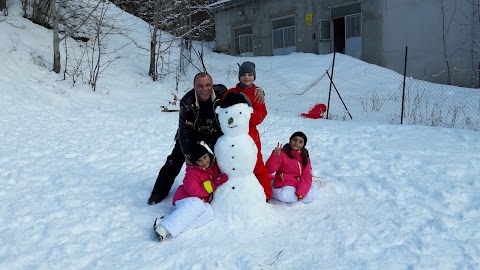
295, 1, 317, 54
360, 0, 383, 65
212, 0, 479, 87
213, 0, 321, 56
317, 1, 332, 54
381, 0, 477, 86
254, 0, 297, 56
213, 10, 231, 53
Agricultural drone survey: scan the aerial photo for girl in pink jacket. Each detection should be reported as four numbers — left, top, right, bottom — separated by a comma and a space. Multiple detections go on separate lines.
266, 132, 321, 203
153, 142, 228, 242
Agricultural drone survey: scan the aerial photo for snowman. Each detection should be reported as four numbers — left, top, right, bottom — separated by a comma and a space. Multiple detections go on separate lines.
212, 92, 271, 226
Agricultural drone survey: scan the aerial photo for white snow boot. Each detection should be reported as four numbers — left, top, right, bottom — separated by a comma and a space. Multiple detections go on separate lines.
153, 218, 169, 242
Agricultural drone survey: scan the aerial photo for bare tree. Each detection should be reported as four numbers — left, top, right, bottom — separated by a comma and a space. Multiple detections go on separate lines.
147, 0, 180, 81
146, 0, 214, 81
22, 0, 27, 15
148, 0, 161, 80
179, 0, 215, 73
0, 0, 7, 15
111, 0, 216, 40
463, 0, 480, 86
51, 0, 100, 73
29, 0, 51, 26
475, 0, 480, 86
51, 0, 61, 72
437, 0, 476, 86
20, 0, 101, 73
439, 0, 480, 86
63, 38, 88, 85
439, 0, 457, 85
86, 1, 127, 91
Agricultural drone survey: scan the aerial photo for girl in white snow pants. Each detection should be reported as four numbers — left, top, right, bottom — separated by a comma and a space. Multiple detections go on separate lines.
160, 197, 214, 237
153, 142, 228, 242
272, 181, 321, 203
266, 131, 324, 204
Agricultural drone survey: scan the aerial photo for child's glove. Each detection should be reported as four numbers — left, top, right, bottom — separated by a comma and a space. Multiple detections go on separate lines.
215, 174, 228, 185
204, 175, 228, 193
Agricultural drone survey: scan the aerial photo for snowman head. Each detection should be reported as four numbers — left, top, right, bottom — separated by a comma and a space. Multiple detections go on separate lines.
216, 92, 253, 136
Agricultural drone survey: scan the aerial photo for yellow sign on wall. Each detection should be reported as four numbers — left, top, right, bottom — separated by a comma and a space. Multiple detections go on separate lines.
306, 13, 313, 26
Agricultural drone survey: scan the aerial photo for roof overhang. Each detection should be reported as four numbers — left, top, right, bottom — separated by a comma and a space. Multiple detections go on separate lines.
208, 0, 249, 10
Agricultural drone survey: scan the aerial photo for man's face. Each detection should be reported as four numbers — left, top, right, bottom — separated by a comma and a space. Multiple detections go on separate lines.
194, 75, 213, 102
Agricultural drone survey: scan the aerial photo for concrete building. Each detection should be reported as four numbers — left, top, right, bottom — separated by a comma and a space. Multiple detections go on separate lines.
209, 0, 480, 87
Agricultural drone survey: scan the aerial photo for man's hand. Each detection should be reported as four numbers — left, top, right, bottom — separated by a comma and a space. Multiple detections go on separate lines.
254, 86, 265, 104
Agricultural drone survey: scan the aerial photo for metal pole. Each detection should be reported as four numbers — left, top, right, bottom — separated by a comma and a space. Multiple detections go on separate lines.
326, 70, 352, 120
401, 46, 408, 124
326, 51, 336, 120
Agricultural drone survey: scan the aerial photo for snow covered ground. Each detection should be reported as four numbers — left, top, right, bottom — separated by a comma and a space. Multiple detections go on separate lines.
1, 2, 480, 269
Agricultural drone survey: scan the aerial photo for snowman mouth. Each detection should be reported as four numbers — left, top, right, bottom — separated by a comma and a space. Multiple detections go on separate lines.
228, 125, 237, 128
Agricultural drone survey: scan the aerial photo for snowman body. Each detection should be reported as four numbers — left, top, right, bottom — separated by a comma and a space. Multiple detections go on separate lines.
212, 101, 270, 226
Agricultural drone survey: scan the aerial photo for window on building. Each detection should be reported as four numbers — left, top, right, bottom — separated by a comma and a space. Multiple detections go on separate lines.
234, 26, 253, 55
319, 20, 331, 41
345, 14, 361, 38
272, 16, 296, 49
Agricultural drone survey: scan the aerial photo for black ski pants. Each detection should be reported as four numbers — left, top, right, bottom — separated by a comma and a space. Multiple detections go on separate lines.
150, 139, 185, 199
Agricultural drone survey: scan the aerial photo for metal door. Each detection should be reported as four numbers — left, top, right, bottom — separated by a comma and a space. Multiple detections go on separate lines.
345, 14, 362, 58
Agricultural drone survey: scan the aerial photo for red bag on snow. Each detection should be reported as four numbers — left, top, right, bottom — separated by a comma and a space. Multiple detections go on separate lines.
300, 103, 327, 119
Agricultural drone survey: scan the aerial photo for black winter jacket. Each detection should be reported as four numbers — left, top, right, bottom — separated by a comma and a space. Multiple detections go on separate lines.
176, 84, 227, 158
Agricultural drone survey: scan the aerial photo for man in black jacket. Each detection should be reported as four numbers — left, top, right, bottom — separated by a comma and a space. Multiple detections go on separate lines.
148, 72, 264, 204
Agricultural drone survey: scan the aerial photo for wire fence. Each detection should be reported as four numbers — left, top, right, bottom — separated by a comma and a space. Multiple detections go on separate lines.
249, 49, 480, 132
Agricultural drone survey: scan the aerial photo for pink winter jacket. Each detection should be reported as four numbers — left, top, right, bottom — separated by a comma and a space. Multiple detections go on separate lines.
172, 161, 228, 206
265, 148, 313, 199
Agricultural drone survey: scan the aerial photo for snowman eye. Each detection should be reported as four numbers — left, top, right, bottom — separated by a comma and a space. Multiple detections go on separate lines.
239, 112, 242, 114
224, 111, 228, 114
